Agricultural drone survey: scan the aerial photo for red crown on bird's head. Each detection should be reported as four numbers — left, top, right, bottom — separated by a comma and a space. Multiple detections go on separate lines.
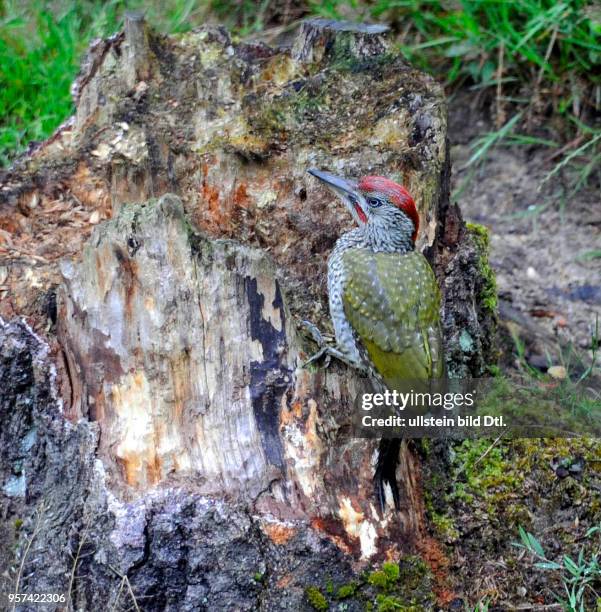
358, 176, 420, 243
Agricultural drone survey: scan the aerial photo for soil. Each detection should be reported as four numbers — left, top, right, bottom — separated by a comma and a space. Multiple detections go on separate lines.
449, 91, 600, 370
426, 92, 601, 609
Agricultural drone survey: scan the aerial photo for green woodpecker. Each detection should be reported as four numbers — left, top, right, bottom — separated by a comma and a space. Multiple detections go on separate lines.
306, 169, 444, 511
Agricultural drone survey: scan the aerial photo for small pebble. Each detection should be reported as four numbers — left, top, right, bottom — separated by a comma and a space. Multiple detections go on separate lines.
526, 266, 539, 279
556, 466, 569, 478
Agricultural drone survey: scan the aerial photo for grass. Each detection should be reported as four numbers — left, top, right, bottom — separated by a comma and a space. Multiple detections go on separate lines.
515, 524, 601, 611
423, 430, 601, 606
307, 1, 601, 115
0, 0, 207, 166
379, 0, 601, 196
0, 1, 119, 164
211, 0, 601, 112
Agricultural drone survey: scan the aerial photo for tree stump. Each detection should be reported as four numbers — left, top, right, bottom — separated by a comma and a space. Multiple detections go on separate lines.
0, 15, 495, 610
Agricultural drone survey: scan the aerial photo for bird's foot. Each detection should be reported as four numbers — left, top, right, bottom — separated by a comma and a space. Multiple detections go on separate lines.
304, 344, 351, 369
302, 320, 327, 346
301, 320, 351, 369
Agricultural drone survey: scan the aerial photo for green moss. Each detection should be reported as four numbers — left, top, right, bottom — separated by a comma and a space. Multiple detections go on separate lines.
330, 32, 360, 64
335, 582, 357, 599
366, 557, 432, 607
245, 54, 417, 153
424, 437, 531, 542
436, 436, 601, 538
397, 557, 429, 590
466, 221, 498, 314
252, 101, 288, 135
417, 439, 432, 456
14, 518, 23, 530
290, 89, 325, 118
375, 593, 404, 611
431, 511, 459, 542
486, 364, 502, 376
253, 572, 264, 583
305, 586, 329, 611
368, 570, 390, 590
382, 562, 400, 582
368, 562, 401, 590
451, 439, 525, 501
422, 436, 600, 606
306, 557, 434, 610
375, 593, 424, 611
423, 468, 446, 518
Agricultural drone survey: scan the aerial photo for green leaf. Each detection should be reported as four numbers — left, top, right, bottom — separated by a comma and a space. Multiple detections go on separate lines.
444, 41, 475, 57
527, 532, 545, 558
534, 561, 562, 570
563, 555, 582, 577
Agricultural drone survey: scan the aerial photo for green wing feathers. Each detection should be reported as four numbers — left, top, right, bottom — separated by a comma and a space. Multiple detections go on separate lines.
342, 249, 444, 387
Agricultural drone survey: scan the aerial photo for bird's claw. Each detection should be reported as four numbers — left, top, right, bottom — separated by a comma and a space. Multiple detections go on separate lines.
301, 320, 360, 371
303, 346, 332, 369
302, 320, 332, 369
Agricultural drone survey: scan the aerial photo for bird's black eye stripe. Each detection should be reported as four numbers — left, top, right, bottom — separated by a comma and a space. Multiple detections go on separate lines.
367, 197, 382, 207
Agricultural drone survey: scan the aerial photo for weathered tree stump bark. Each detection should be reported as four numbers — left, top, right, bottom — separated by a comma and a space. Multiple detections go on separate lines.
0, 14, 495, 610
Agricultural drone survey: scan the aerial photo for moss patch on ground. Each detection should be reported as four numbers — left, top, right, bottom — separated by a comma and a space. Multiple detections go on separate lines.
423, 435, 601, 605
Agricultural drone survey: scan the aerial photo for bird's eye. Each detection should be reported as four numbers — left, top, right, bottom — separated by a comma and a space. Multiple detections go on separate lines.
367, 197, 382, 207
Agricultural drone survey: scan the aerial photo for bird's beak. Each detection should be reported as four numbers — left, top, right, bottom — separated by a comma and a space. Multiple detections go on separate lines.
308, 168, 367, 225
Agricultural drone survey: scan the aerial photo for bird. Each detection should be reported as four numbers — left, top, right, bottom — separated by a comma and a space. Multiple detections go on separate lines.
305, 168, 444, 512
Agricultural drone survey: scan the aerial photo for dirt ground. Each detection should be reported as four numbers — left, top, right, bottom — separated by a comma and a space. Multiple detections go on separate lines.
426, 94, 601, 609
449, 93, 600, 369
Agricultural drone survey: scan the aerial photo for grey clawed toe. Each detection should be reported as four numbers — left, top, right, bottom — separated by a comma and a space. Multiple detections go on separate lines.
301, 321, 360, 370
